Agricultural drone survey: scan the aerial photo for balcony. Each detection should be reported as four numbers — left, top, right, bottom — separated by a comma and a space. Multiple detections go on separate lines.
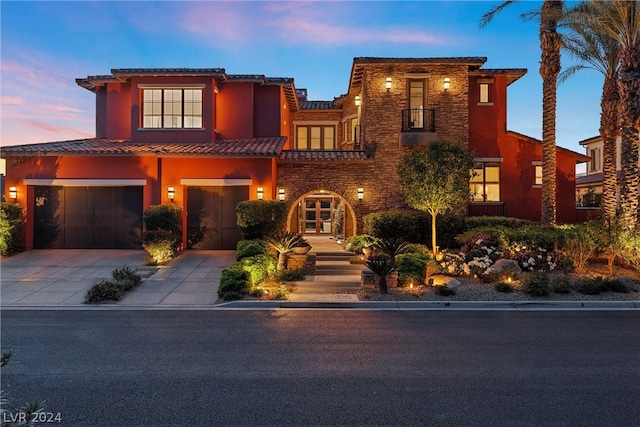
399, 108, 438, 146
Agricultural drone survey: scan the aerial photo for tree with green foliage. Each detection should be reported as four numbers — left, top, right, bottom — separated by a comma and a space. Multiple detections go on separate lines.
397, 140, 475, 256
0, 202, 24, 256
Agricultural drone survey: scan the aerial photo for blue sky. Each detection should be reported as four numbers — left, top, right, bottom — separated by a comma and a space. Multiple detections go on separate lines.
1, 1, 601, 167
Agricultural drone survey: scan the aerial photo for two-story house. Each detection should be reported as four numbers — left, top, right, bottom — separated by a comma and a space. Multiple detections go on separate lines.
1, 57, 588, 251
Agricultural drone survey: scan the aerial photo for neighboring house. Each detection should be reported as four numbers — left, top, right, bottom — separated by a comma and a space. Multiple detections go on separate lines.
1, 57, 588, 251
575, 133, 640, 207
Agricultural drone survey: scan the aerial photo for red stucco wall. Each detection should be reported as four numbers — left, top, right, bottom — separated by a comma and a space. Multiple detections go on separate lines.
216, 82, 254, 140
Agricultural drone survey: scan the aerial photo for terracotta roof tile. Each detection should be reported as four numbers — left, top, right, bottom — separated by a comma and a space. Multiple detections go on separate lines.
1, 137, 287, 158
279, 150, 369, 161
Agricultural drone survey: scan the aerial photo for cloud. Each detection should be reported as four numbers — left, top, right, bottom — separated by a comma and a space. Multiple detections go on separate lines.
175, 2, 447, 48
1, 96, 25, 107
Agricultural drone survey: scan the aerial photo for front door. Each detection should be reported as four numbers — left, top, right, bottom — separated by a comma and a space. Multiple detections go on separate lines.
303, 197, 333, 234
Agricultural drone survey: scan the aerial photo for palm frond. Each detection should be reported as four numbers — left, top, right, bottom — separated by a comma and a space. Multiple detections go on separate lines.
479, 1, 518, 29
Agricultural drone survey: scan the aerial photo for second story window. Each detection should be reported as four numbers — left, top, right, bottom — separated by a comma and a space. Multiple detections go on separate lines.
142, 88, 203, 129
471, 162, 500, 202
296, 125, 336, 150
477, 79, 494, 106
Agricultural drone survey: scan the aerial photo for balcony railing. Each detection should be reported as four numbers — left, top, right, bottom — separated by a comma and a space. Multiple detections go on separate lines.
402, 108, 435, 132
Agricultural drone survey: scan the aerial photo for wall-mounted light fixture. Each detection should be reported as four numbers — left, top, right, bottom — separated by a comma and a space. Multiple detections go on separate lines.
357, 187, 364, 200
167, 186, 175, 202
385, 77, 392, 91
443, 77, 450, 91
8, 187, 17, 201
278, 188, 285, 201
355, 95, 362, 107
214, 86, 220, 94
257, 187, 264, 200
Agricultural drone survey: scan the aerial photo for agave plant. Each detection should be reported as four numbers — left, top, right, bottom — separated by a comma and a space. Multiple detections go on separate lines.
366, 255, 396, 294
264, 231, 307, 270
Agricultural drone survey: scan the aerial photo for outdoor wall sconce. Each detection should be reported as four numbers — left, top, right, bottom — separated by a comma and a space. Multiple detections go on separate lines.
8, 187, 17, 201
357, 187, 364, 200
278, 188, 285, 201
167, 186, 175, 202
355, 95, 362, 107
257, 187, 264, 200
385, 77, 392, 91
443, 77, 450, 91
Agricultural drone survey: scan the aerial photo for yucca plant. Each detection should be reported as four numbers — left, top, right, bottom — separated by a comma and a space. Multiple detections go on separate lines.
264, 231, 306, 270
366, 255, 396, 294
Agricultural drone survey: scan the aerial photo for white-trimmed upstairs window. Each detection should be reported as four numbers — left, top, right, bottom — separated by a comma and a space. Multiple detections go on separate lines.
296, 125, 336, 150
590, 148, 601, 172
141, 88, 203, 129
533, 162, 543, 186
477, 78, 494, 106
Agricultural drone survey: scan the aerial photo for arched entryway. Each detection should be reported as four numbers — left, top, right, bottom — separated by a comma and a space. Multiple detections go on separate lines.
286, 190, 357, 238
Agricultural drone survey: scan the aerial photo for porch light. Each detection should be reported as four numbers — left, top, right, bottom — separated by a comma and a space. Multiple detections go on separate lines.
355, 95, 361, 107
167, 186, 175, 201
385, 77, 392, 90
443, 77, 450, 90
357, 187, 364, 200
257, 187, 264, 200
278, 188, 285, 201
8, 187, 17, 201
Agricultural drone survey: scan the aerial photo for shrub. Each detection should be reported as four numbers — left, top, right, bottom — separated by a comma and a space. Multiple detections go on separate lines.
375, 237, 409, 261
270, 284, 291, 300
363, 209, 464, 248
403, 243, 432, 258
236, 200, 287, 239
573, 277, 606, 295
142, 230, 176, 264
605, 278, 629, 293
433, 286, 456, 296
396, 253, 428, 287
494, 282, 514, 293
272, 268, 306, 282
465, 216, 532, 230
85, 279, 124, 303
520, 271, 552, 297
236, 239, 268, 261
0, 202, 24, 256
222, 291, 244, 301
218, 265, 250, 298
560, 224, 597, 273
111, 266, 141, 285
550, 275, 572, 294
240, 254, 278, 286
264, 231, 306, 270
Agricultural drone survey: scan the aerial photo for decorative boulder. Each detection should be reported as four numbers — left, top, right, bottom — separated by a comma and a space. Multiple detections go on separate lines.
484, 259, 522, 277
427, 275, 461, 289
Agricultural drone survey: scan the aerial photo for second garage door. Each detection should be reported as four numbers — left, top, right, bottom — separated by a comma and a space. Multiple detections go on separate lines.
186, 186, 248, 250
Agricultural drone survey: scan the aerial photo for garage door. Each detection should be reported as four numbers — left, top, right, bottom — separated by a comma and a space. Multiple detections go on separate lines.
33, 186, 143, 249
186, 186, 248, 249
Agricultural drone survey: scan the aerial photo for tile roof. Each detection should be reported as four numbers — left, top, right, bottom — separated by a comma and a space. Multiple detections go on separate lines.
299, 101, 336, 110
279, 150, 370, 161
576, 173, 603, 186
1, 137, 287, 158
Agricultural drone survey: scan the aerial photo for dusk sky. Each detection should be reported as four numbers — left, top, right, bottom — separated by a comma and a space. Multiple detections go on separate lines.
1, 1, 601, 171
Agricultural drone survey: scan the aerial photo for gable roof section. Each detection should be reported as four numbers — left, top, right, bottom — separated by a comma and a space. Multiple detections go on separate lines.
349, 57, 488, 91
506, 131, 591, 163
0, 137, 287, 158
299, 101, 337, 110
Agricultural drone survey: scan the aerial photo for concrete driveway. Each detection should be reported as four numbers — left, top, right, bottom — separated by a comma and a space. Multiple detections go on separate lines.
0, 249, 235, 307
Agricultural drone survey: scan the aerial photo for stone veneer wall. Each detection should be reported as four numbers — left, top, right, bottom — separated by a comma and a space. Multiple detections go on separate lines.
279, 62, 471, 234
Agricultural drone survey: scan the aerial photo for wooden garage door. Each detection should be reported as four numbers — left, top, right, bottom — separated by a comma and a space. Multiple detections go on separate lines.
33, 186, 143, 249
186, 186, 248, 250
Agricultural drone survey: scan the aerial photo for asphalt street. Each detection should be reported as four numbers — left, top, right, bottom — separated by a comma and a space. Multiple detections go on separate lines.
1, 310, 639, 426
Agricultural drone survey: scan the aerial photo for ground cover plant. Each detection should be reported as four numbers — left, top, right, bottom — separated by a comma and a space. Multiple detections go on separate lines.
84, 267, 142, 303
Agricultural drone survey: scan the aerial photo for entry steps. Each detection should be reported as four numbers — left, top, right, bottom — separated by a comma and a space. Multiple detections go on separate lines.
287, 250, 363, 301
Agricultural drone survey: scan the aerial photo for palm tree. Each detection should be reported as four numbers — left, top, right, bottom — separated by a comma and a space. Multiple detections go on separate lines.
586, 0, 640, 229
560, 3, 621, 219
481, 1, 564, 225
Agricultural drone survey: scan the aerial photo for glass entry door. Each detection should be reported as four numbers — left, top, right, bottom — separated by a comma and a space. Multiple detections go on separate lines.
303, 197, 333, 234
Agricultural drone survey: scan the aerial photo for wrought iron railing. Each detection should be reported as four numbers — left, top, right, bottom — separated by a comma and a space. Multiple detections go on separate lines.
401, 108, 436, 132
353, 125, 361, 149
468, 202, 506, 217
